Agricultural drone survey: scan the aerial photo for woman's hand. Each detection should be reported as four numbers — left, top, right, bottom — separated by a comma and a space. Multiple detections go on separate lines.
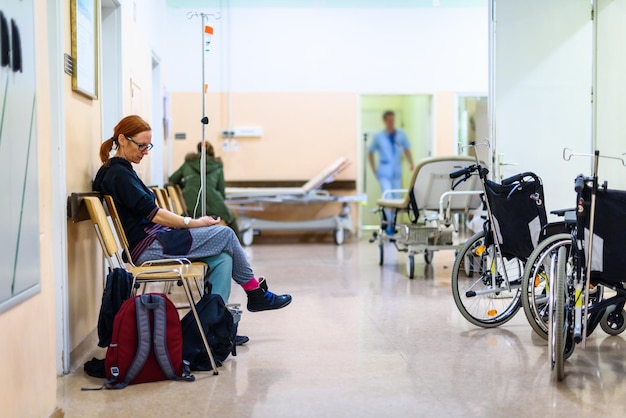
192, 216, 221, 227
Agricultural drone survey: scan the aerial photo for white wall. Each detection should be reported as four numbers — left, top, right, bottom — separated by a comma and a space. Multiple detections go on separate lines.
121, 0, 167, 54
163, 6, 489, 93
493, 0, 592, 215
596, 0, 626, 189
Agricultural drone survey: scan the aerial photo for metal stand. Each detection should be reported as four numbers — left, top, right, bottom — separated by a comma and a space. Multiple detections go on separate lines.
187, 11, 221, 217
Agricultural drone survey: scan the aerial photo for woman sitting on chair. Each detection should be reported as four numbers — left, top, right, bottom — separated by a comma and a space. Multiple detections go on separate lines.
93, 115, 292, 314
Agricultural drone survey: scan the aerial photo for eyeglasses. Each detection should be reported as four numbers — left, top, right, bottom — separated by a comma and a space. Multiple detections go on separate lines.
126, 136, 154, 152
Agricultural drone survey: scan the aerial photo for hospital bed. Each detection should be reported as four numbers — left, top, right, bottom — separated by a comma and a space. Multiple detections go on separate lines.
371, 156, 483, 279
225, 157, 362, 246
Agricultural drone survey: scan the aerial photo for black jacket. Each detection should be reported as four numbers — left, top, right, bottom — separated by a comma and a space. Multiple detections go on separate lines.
93, 157, 160, 259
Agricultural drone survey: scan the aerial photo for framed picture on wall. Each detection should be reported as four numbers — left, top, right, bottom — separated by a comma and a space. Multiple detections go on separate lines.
70, 0, 98, 99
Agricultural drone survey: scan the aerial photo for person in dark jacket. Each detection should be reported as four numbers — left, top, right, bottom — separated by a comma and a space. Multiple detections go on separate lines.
93, 115, 292, 316
169, 142, 240, 240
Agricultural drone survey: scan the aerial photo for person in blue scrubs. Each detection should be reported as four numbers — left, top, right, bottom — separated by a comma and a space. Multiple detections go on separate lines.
368, 110, 415, 235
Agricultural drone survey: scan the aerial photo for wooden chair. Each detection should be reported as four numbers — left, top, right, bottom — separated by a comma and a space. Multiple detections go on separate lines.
167, 185, 187, 216
151, 187, 173, 212
103, 195, 207, 297
172, 185, 190, 215
83, 196, 219, 374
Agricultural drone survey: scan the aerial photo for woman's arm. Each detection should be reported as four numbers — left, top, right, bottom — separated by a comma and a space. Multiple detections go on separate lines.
152, 208, 221, 229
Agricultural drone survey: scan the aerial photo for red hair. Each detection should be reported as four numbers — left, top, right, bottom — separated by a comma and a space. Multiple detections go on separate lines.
99, 115, 151, 166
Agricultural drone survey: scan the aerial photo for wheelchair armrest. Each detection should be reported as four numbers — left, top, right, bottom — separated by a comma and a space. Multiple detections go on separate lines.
564, 211, 577, 225
550, 208, 576, 217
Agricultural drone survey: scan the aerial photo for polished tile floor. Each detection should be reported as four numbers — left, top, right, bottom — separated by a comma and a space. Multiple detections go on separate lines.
58, 238, 626, 417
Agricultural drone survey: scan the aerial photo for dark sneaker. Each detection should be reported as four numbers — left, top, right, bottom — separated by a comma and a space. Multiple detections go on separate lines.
246, 287, 292, 312
235, 335, 250, 346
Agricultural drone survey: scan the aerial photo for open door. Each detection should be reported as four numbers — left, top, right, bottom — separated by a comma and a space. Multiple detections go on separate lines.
596, 0, 626, 189
359, 95, 432, 229
490, 0, 592, 214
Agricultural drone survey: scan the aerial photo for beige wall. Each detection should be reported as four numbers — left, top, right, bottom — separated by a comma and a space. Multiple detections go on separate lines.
170, 92, 359, 181
64, 1, 158, 353
64, 0, 104, 352
435, 91, 455, 156
0, 1, 58, 416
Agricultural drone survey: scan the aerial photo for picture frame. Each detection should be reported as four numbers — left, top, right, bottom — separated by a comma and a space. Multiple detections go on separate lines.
70, 0, 99, 99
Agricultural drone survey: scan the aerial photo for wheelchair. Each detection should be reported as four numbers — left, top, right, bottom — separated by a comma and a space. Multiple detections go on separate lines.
449, 141, 548, 328
528, 149, 626, 381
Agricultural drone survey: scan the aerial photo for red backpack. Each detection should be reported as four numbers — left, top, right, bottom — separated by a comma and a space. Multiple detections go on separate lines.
104, 293, 194, 388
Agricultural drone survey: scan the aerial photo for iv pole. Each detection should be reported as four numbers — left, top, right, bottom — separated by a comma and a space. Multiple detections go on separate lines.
187, 11, 221, 217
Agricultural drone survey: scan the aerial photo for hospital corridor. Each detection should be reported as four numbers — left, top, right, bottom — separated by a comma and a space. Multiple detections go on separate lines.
56, 241, 626, 417
4, 0, 626, 417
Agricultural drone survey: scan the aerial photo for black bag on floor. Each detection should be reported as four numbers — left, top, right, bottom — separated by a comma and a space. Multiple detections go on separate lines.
97, 268, 134, 347
181, 294, 237, 371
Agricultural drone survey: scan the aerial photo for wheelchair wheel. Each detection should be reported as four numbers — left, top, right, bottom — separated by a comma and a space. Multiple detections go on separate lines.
601, 309, 626, 336
550, 246, 568, 381
521, 234, 571, 340
407, 254, 415, 279
451, 231, 523, 328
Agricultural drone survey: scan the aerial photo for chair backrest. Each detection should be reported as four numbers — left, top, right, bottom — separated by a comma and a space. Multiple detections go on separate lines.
160, 188, 174, 212
167, 185, 186, 216
410, 156, 483, 212
103, 195, 135, 266
151, 187, 171, 211
83, 196, 123, 269
172, 185, 189, 215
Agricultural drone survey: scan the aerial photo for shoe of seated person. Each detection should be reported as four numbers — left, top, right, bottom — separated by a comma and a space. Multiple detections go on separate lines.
235, 335, 250, 346
246, 277, 292, 312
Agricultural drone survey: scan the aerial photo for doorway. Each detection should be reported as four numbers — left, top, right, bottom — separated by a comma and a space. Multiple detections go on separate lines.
151, 54, 165, 185
360, 95, 433, 229
457, 95, 489, 165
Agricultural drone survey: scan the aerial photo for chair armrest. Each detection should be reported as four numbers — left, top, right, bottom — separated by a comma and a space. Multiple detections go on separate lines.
140, 258, 191, 267
381, 189, 408, 199
134, 268, 183, 277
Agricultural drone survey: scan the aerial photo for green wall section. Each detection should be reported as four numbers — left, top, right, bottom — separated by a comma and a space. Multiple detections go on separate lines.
167, 0, 486, 9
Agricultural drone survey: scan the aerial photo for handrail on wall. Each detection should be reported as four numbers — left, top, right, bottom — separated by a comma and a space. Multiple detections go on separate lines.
67, 192, 101, 223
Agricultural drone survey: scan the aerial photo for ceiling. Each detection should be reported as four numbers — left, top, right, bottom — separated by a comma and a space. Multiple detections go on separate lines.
166, 0, 487, 9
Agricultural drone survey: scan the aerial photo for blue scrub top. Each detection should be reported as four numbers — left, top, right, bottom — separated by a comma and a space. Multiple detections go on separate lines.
369, 129, 410, 179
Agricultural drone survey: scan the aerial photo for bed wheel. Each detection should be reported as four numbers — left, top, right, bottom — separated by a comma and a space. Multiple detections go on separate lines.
242, 229, 254, 247
424, 249, 433, 265
601, 309, 626, 336
333, 228, 345, 245
407, 254, 415, 279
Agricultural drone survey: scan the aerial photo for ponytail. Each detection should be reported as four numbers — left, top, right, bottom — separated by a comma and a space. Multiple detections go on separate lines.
99, 137, 116, 166
101, 115, 151, 166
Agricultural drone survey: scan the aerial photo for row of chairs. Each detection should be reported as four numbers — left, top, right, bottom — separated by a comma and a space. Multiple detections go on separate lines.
151, 185, 188, 216
152, 185, 228, 227
83, 195, 220, 374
